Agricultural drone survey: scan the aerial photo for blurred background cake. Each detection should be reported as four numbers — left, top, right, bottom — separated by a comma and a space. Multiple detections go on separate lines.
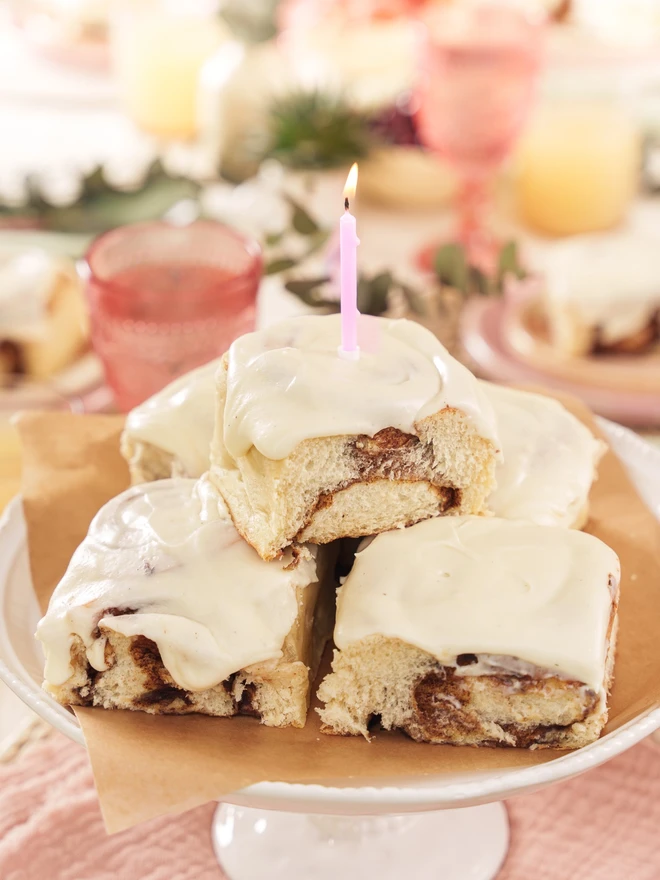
0, 249, 88, 379
534, 232, 660, 356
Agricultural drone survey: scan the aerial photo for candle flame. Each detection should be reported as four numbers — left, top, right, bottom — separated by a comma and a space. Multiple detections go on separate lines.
343, 163, 359, 208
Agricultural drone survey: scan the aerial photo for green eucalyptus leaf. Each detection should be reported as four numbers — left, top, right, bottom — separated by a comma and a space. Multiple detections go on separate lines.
285, 286, 322, 307
284, 276, 331, 297
470, 265, 489, 297
280, 266, 424, 318
285, 276, 338, 308
370, 271, 393, 296
265, 231, 284, 246
356, 277, 373, 314
400, 284, 427, 316
291, 203, 320, 235
305, 229, 331, 257
284, 195, 320, 235
498, 240, 517, 275
82, 166, 107, 197
366, 271, 393, 315
265, 257, 298, 275
434, 243, 468, 294
497, 240, 527, 288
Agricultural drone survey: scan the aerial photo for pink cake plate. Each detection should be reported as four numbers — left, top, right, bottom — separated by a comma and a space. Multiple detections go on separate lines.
461, 296, 660, 428
1, 420, 659, 878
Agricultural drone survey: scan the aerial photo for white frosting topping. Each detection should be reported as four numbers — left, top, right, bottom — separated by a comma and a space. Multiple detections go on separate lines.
125, 360, 220, 477
484, 382, 603, 527
335, 517, 619, 691
36, 477, 317, 692
541, 232, 660, 342
222, 314, 499, 460
122, 357, 601, 531
0, 250, 56, 341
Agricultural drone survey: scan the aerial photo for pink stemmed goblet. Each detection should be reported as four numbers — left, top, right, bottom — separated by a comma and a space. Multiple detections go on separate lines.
415, 2, 544, 275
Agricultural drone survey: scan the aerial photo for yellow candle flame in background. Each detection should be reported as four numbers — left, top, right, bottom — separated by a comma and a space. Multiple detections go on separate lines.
343, 163, 359, 206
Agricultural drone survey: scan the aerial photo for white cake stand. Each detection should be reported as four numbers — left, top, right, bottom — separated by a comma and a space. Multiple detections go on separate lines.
2, 419, 660, 880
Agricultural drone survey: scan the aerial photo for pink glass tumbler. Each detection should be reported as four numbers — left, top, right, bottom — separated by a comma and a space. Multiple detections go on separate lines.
82, 220, 263, 411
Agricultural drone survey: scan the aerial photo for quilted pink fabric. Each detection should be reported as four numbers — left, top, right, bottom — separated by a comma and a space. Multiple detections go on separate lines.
1, 732, 659, 879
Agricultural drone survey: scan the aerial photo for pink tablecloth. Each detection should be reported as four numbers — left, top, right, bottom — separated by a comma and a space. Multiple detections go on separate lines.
1, 732, 660, 880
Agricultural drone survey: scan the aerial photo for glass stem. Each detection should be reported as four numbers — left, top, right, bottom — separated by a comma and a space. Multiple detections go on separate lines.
456, 173, 495, 275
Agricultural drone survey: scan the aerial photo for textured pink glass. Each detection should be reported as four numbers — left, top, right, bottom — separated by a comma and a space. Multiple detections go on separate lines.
83, 221, 262, 412
415, 3, 544, 272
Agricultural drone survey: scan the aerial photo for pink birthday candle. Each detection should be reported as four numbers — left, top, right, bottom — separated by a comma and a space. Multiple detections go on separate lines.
339, 163, 360, 357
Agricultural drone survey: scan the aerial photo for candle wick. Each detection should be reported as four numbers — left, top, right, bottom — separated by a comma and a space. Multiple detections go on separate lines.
344, 197, 349, 211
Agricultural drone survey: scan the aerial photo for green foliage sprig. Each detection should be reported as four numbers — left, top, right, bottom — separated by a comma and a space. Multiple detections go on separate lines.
263, 91, 373, 171
263, 195, 330, 275
0, 160, 199, 234
433, 240, 527, 297
264, 195, 425, 318
284, 271, 424, 318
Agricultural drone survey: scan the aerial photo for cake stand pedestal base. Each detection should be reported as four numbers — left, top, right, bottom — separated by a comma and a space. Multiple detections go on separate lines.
212, 801, 509, 879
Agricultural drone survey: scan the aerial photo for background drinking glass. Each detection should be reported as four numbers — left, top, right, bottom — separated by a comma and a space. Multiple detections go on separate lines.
110, 0, 229, 140
515, 63, 642, 236
82, 220, 262, 411
415, 2, 544, 272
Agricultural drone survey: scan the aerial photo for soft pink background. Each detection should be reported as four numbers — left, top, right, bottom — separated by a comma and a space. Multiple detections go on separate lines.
1, 733, 659, 879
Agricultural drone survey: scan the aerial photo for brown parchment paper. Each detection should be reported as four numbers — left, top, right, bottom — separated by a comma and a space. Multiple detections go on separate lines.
15, 394, 660, 834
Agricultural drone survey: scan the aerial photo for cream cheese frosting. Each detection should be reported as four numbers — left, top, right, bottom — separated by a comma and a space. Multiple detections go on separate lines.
541, 232, 660, 343
223, 314, 499, 460
122, 353, 599, 530
125, 360, 220, 477
335, 517, 619, 691
0, 250, 55, 341
484, 383, 603, 527
36, 477, 317, 693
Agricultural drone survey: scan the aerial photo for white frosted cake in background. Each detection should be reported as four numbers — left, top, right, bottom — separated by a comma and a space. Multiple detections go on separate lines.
318, 516, 620, 748
0, 250, 88, 378
37, 476, 335, 728
210, 314, 501, 560
483, 382, 604, 528
538, 232, 660, 357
